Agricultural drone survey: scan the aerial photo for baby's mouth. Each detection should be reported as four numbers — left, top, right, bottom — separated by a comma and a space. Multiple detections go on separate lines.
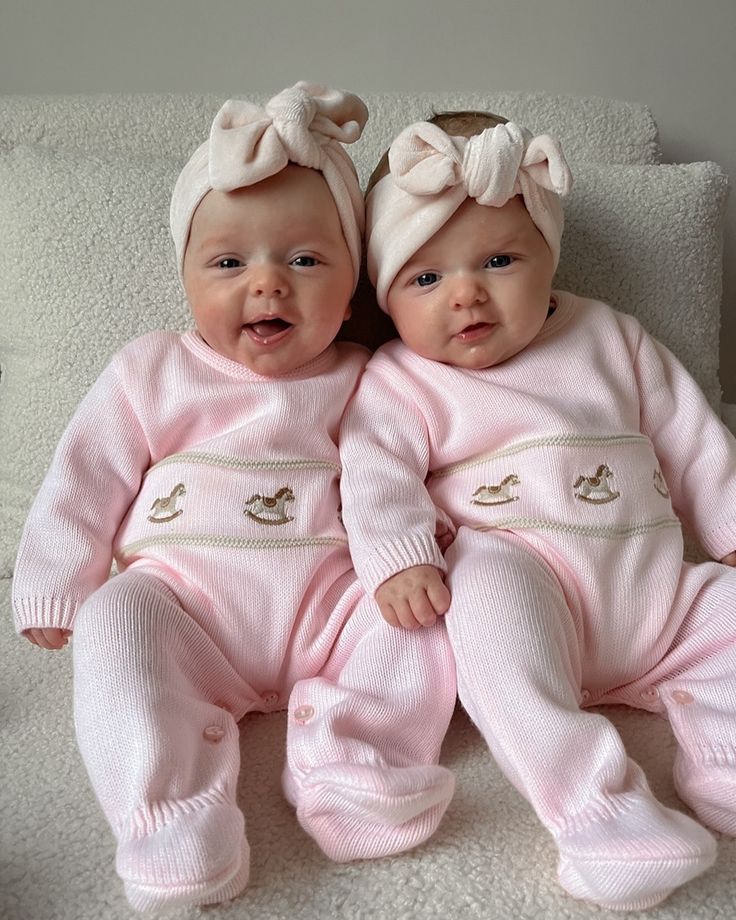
243, 318, 293, 344
457, 321, 494, 341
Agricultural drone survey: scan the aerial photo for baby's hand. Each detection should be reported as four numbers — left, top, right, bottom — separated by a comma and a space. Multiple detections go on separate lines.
23, 627, 71, 650
375, 565, 451, 630
721, 552, 736, 567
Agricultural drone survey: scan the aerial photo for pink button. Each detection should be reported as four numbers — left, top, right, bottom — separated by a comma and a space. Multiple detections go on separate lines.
261, 690, 280, 707
203, 725, 226, 742
294, 705, 315, 724
671, 690, 695, 705
640, 687, 660, 703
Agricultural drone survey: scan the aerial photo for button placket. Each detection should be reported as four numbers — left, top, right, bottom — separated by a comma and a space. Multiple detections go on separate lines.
671, 690, 695, 705
261, 690, 280, 709
203, 725, 226, 743
293, 705, 315, 724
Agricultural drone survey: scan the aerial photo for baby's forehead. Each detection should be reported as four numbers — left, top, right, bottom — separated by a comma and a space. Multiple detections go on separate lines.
410, 196, 538, 254
190, 171, 341, 234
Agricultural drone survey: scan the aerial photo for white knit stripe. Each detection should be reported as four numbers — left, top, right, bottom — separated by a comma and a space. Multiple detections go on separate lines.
118, 534, 347, 560
472, 516, 680, 539
148, 452, 341, 474
432, 434, 651, 479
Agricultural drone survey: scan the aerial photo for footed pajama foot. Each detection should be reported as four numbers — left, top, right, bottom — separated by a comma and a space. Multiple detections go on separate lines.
116, 802, 250, 912
555, 791, 716, 910
674, 754, 736, 835
284, 762, 454, 861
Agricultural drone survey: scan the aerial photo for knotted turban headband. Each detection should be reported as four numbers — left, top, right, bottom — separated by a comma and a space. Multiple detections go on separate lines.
170, 81, 368, 290
366, 120, 573, 311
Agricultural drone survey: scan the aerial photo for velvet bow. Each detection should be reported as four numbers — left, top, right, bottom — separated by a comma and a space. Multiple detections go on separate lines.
208, 81, 368, 191
388, 121, 572, 206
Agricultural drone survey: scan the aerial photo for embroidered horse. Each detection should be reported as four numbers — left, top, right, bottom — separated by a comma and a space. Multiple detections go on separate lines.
573, 465, 620, 504
147, 483, 186, 523
244, 486, 295, 525
472, 474, 521, 506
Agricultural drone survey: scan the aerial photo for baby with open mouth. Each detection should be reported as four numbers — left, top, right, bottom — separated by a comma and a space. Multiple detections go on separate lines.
12, 83, 456, 912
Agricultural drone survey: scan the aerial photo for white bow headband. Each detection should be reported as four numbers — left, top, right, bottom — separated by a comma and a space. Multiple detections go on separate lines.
170, 81, 368, 289
366, 121, 573, 311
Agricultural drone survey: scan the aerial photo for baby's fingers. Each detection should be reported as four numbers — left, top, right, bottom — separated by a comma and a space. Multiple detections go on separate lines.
25, 627, 70, 650
426, 579, 451, 616
409, 592, 439, 627
381, 599, 422, 630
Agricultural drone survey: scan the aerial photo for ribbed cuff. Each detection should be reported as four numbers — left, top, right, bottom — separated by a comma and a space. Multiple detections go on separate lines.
698, 520, 736, 562
357, 532, 446, 597
12, 595, 78, 634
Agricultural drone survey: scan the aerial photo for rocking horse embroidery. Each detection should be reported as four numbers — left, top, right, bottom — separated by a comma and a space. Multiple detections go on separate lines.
147, 483, 186, 523
471, 474, 521, 506
653, 468, 670, 498
573, 465, 620, 504
244, 487, 295, 525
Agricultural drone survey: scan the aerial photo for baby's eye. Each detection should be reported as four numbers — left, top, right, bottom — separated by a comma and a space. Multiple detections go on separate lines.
292, 255, 319, 267
415, 272, 439, 287
486, 255, 513, 269
217, 258, 242, 269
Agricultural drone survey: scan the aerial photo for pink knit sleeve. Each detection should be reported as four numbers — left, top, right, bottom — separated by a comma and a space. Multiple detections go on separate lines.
633, 325, 736, 559
12, 361, 150, 634
339, 357, 446, 597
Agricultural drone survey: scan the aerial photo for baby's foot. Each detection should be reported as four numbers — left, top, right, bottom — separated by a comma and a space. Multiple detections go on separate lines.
674, 754, 736, 835
555, 791, 716, 910
117, 802, 249, 912
285, 762, 454, 861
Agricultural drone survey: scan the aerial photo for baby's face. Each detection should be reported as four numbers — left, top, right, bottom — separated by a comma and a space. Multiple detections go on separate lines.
182, 164, 353, 376
386, 196, 555, 369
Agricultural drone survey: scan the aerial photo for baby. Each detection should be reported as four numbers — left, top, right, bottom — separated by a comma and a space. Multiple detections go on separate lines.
11, 83, 456, 912
339, 110, 736, 910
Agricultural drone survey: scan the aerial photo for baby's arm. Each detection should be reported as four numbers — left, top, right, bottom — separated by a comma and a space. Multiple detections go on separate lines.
13, 360, 150, 644
340, 356, 449, 629
632, 322, 736, 560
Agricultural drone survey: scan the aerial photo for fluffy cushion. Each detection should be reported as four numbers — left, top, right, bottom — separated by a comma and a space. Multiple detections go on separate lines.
0, 90, 661, 178
557, 161, 727, 410
0, 147, 727, 576
0, 146, 186, 577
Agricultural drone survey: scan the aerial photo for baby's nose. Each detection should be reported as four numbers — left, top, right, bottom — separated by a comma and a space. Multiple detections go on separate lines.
249, 264, 288, 297
449, 274, 485, 308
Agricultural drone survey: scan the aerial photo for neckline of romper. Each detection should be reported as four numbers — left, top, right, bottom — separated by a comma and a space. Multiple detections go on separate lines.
181, 329, 337, 381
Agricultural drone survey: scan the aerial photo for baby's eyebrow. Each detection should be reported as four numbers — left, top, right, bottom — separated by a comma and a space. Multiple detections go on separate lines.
196, 235, 237, 252
484, 233, 523, 251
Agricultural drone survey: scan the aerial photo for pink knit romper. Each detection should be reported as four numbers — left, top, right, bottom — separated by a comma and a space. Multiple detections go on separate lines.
13, 331, 456, 911
340, 292, 736, 907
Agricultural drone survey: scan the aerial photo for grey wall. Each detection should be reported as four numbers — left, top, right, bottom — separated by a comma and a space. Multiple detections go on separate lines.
3, 0, 735, 400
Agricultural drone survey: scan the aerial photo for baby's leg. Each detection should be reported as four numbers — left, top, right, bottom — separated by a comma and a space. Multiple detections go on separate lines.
445, 529, 715, 911
73, 569, 249, 912
639, 560, 736, 835
284, 580, 456, 861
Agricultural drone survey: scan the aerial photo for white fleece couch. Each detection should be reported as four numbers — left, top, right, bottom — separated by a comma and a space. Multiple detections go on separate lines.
1, 91, 734, 920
